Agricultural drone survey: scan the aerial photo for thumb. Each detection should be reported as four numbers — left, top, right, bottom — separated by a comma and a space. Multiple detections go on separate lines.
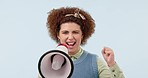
101, 47, 107, 59
101, 47, 105, 54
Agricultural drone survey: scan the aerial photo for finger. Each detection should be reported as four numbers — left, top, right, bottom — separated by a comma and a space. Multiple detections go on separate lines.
101, 47, 105, 54
104, 47, 113, 51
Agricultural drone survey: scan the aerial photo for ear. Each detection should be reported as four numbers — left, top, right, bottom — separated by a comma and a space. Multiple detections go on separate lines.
57, 35, 61, 43
81, 34, 84, 40
57, 33, 60, 40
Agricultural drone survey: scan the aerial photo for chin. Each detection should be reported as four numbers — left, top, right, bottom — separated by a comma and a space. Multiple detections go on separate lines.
68, 49, 76, 55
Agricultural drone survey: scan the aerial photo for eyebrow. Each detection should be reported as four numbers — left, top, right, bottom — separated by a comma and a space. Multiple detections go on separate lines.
60, 29, 81, 32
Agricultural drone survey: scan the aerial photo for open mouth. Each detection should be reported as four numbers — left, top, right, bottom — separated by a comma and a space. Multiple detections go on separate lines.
66, 42, 76, 47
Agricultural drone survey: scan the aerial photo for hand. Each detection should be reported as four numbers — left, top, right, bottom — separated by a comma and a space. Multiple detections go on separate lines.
101, 47, 116, 67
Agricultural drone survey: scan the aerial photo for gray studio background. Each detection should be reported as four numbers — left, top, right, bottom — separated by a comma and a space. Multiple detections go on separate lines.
0, 0, 148, 78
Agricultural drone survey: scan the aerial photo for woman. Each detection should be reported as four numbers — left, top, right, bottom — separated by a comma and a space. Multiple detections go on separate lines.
40, 7, 125, 78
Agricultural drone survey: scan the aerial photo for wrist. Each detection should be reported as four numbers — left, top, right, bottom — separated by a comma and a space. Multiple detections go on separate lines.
108, 61, 116, 67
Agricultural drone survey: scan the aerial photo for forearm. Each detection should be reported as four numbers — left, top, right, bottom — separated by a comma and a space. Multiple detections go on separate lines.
109, 63, 125, 78
97, 57, 125, 78
97, 57, 112, 78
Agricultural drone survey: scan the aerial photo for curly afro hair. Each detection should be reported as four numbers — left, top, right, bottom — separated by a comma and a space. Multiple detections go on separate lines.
46, 7, 95, 45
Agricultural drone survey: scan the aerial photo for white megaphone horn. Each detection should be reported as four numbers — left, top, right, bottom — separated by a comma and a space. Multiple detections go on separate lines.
38, 44, 74, 78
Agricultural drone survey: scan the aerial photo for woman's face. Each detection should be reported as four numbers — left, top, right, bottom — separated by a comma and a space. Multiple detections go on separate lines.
57, 22, 83, 55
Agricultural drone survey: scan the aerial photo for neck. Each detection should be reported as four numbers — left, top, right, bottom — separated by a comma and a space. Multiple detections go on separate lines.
68, 47, 81, 56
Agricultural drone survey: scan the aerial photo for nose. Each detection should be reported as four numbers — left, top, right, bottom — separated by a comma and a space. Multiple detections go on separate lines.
68, 34, 74, 40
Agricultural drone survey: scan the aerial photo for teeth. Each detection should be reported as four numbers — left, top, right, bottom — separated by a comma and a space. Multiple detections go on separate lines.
66, 42, 75, 46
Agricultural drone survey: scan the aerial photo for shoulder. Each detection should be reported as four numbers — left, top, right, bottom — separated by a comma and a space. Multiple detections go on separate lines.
83, 50, 99, 62
83, 50, 98, 56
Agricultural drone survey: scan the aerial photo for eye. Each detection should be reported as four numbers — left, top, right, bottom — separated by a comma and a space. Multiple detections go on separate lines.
73, 31, 79, 34
62, 31, 69, 34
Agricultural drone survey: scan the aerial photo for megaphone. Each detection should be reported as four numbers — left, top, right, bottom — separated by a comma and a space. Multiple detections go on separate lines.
38, 44, 74, 78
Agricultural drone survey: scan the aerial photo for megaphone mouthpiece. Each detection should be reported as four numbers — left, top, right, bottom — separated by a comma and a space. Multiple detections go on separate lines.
56, 44, 68, 54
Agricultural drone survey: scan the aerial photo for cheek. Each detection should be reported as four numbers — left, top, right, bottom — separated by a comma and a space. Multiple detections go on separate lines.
75, 35, 83, 42
58, 35, 67, 42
